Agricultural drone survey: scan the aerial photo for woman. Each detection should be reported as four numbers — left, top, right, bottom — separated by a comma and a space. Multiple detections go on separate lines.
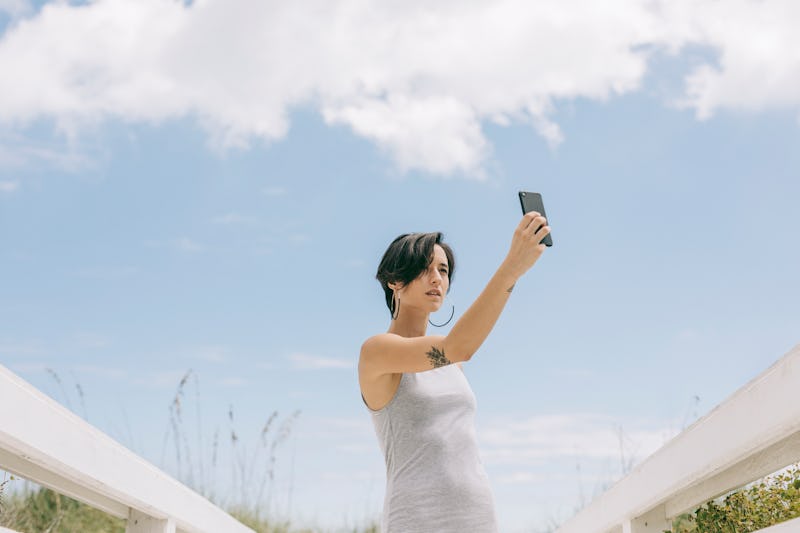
358, 211, 550, 532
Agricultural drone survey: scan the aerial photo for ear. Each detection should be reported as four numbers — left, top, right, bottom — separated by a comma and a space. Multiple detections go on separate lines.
388, 281, 403, 291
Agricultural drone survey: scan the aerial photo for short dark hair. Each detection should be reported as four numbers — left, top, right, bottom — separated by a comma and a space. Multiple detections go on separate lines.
375, 232, 456, 317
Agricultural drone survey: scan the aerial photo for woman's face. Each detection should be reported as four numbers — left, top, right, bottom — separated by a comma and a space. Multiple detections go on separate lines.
394, 244, 450, 313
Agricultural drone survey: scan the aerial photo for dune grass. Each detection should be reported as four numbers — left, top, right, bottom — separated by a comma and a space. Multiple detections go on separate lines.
0, 486, 378, 532
0, 368, 379, 533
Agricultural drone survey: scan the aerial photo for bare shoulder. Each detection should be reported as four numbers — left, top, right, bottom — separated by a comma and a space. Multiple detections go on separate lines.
359, 332, 453, 377
359, 333, 393, 357
358, 334, 399, 384
358, 333, 394, 367
361, 332, 394, 347
360, 332, 450, 355
359, 332, 412, 361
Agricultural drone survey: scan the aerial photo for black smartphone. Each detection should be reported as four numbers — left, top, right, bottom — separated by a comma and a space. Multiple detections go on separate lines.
518, 191, 553, 247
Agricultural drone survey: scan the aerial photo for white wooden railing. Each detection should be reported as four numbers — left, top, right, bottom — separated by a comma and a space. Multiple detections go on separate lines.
0, 364, 254, 533
5, 341, 799, 533
556, 342, 800, 533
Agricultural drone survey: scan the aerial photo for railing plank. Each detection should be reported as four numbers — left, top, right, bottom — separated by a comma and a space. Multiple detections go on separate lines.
0, 443, 128, 518
756, 516, 800, 532
557, 342, 800, 533
127, 509, 177, 533
666, 430, 800, 517
0, 364, 254, 533
622, 504, 668, 533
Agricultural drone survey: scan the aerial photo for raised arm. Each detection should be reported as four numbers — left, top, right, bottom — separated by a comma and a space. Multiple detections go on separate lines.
360, 211, 550, 378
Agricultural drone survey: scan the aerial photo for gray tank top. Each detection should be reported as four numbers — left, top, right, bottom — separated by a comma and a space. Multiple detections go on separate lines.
362, 364, 498, 533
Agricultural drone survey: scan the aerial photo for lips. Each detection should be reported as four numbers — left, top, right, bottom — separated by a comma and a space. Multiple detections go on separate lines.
426, 290, 442, 296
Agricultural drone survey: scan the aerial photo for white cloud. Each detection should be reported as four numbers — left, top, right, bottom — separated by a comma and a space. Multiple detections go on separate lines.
319, 417, 373, 432
10, 362, 48, 373
664, 0, 800, 120
335, 443, 373, 454
0, 129, 94, 171
211, 212, 257, 225
74, 364, 126, 379
322, 94, 491, 177
478, 413, 679, 467
175, 237, 204, 253
218, 376, 246, 387
303, 416, 378, 443
288, 352, 354, 370
675, 327, 703, 342
188, 345, 229, 363
320, 469, 374, 482
0, 0, 797, 176
0, 0, 31, 18
75, 265, 139, 279
496, 470, 545, 485
71, 332, 109, 349
134, 369, 190, 388
144, 238, 206, 252
262, 186, 287, 197
0, 180, 18, 192
287, 233, 311, 245
0, 340, 47, 356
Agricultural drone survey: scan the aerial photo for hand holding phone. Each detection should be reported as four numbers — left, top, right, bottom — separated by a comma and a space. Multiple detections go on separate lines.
518, 191, 553, 247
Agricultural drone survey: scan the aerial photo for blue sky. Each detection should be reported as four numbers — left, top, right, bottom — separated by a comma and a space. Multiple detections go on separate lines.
1, 1, 799, 531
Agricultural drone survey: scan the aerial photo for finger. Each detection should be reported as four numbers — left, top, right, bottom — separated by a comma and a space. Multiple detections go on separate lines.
523, 223, 548, 241
522, 215, 546, 233
518, 211, 540, 231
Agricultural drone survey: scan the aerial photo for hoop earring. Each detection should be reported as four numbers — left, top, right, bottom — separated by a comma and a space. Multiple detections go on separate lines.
391, 292, 400, 320
429, 303, 455, 327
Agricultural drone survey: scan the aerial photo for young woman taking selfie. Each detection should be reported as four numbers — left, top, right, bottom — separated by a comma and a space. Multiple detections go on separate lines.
358, 210, 551, 532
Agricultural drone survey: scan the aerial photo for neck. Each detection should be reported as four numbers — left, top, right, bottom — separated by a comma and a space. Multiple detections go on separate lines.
387, 305, 429, 338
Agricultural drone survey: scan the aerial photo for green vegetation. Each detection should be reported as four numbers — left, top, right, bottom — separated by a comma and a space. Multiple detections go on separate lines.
0, 487, 378, 533
3, 367, 800, 533
0, 368, 379, 533
668, 464, 800, 533
0, 473, 13, 516
0, 487, 125, 533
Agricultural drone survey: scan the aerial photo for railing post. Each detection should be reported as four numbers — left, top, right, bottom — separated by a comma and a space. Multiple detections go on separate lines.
126, 509, 177, 533
622, 504, 670, 533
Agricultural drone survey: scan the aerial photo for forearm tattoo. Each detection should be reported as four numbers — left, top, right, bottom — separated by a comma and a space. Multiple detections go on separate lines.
427, 346, 452, 368
506, 283, 515, 293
